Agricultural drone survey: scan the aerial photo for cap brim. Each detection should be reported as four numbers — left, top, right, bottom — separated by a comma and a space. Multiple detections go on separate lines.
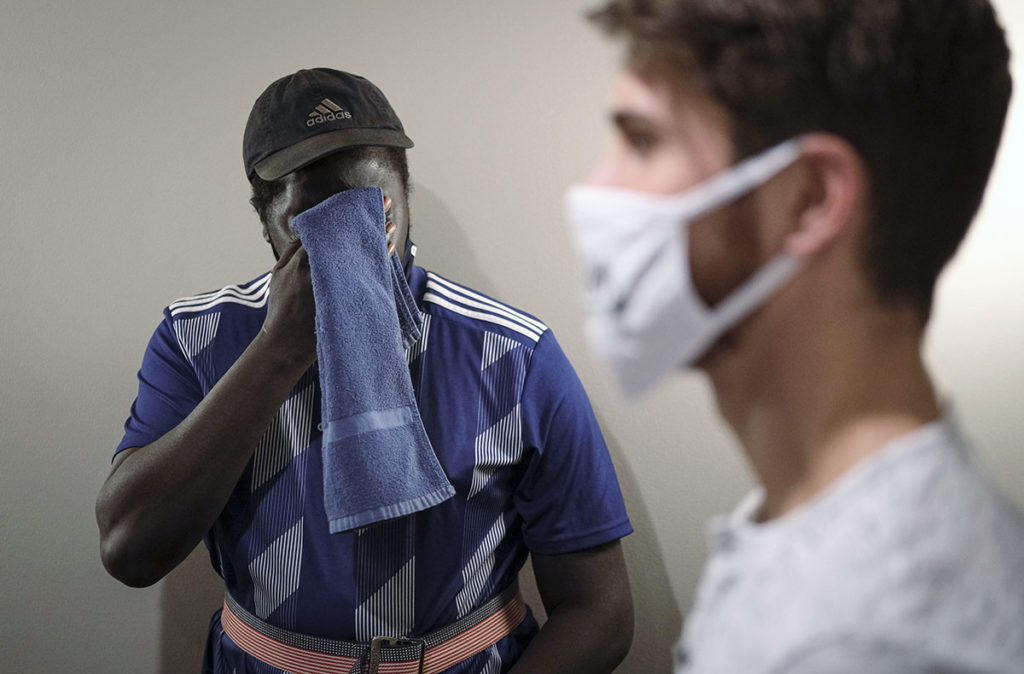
253, 128, 414, 180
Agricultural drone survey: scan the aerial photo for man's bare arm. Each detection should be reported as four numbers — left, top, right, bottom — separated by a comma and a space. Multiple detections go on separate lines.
509, 540, 634, 673
96, 241, 316, 587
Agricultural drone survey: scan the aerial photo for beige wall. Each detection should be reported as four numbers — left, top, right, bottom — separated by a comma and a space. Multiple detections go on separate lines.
2, 1, 1022, 671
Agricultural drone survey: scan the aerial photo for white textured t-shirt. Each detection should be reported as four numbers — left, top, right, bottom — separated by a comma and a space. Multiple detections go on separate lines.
675, 417, 1024, 673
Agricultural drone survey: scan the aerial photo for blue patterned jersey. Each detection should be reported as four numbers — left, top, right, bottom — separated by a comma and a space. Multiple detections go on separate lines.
117, 264, 632, 673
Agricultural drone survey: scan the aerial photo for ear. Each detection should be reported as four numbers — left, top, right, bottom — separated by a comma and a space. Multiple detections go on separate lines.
262, 222, 272, 244
784, 133, 866, 256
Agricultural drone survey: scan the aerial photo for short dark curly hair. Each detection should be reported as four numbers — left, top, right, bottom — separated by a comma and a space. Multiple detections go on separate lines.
248, 145, 410, 226
592, 0, 1012, 319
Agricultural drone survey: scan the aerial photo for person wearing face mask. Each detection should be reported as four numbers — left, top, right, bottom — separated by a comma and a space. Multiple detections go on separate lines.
97, 68, 634, 673
567, 1, 1024, 672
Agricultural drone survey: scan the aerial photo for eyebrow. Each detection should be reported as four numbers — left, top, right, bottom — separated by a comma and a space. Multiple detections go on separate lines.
611, 110, 660, 137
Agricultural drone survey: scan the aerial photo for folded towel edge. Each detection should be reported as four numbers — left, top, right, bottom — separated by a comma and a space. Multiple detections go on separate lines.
323, 406, 418, 444
327, 484, 457, 533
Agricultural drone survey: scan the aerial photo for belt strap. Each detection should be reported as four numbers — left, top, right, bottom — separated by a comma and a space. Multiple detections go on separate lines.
221, 584, 527, 674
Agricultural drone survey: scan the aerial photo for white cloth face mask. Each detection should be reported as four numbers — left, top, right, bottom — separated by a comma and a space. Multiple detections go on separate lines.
565, 138, 804, 398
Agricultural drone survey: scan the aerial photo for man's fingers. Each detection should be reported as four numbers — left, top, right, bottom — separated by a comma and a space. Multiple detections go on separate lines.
385, 220, 397, 255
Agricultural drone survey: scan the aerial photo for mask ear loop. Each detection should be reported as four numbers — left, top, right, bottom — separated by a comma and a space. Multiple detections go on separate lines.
661, 136, 806, 219
669, 137, 809, 365
704, 254, 805, 331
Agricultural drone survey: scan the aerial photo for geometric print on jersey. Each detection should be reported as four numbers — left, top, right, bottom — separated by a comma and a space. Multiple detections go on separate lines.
172, 313, 220, 392
456, 510, 512, 618
469, 403, 522, 499
406, 312, 431, 365
477, 645, 504, 674
249, 518, 303, 621
457, 332, 532, 617
250, 373, 316, 492
406, 314, 431, 416
480, 330, 519, 371
355, 517, 417, 640
473, 332, 529, 497
350, 317, 430, 641
244, 370, 317, 622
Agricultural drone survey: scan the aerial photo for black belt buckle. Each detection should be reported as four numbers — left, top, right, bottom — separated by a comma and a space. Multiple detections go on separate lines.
367, 635, 426, 674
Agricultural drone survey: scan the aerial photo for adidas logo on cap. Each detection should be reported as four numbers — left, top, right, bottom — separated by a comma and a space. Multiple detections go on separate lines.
307, 98, 352, 127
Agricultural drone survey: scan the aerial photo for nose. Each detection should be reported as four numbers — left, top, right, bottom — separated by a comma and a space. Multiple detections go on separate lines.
584, 147, 623, 187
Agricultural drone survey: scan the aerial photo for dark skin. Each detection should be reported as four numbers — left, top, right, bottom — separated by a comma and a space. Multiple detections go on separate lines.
96, 151, 633, 672
261, 151, 412, 263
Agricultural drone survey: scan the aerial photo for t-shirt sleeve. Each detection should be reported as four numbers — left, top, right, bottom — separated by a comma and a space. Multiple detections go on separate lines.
514, 330, 632, 555
115, 310, 204, 456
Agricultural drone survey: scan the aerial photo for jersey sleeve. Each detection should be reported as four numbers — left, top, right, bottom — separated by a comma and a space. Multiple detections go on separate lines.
115, 310, 204, 456
514, 330, 632, 555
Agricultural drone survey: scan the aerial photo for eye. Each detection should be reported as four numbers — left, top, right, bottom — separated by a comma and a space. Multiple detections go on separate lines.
611, 112, 661, 158
624, 130, 657, 155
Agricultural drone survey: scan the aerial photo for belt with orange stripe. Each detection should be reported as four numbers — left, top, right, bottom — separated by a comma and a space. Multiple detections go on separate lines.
221, 584, 527, 674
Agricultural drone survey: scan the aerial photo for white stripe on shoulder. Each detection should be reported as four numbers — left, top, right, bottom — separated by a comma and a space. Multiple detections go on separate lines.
425, 274, 547, 336
170, 274, 271, 316
423, 292, 544, 341
170, 273, 270, 309
426, 273, 547, 331
171, 294, 269, 316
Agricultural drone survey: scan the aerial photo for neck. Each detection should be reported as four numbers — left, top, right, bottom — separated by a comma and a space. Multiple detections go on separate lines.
706, 298, 941, 522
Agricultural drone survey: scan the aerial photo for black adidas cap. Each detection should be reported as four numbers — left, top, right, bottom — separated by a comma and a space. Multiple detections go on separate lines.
243, 68, 414, 181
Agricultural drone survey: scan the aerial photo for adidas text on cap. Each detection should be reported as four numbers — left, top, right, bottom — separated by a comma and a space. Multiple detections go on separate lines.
243, 68, 414, 181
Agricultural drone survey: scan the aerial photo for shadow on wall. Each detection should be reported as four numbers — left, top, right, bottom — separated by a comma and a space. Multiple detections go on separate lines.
600, 415, 682, 673
160, 545, 223, 672
407, 184, 498, 298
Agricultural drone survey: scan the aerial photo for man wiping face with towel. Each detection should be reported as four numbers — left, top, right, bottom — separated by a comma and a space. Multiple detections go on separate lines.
97, 67, 634, 674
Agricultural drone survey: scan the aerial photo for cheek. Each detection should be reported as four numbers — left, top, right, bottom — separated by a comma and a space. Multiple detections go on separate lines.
389, 204, 410, 243
264, 199, 298, 243
264, 218, 298, 255
687, 200, 762, 307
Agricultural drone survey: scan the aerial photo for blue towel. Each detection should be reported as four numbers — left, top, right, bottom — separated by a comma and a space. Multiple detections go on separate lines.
292, 186, 455, 533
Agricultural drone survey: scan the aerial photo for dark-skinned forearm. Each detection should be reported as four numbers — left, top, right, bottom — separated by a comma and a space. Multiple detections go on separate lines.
510, 543, 634, 673
508, 598, 633, 673
96, 331, 313, 587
